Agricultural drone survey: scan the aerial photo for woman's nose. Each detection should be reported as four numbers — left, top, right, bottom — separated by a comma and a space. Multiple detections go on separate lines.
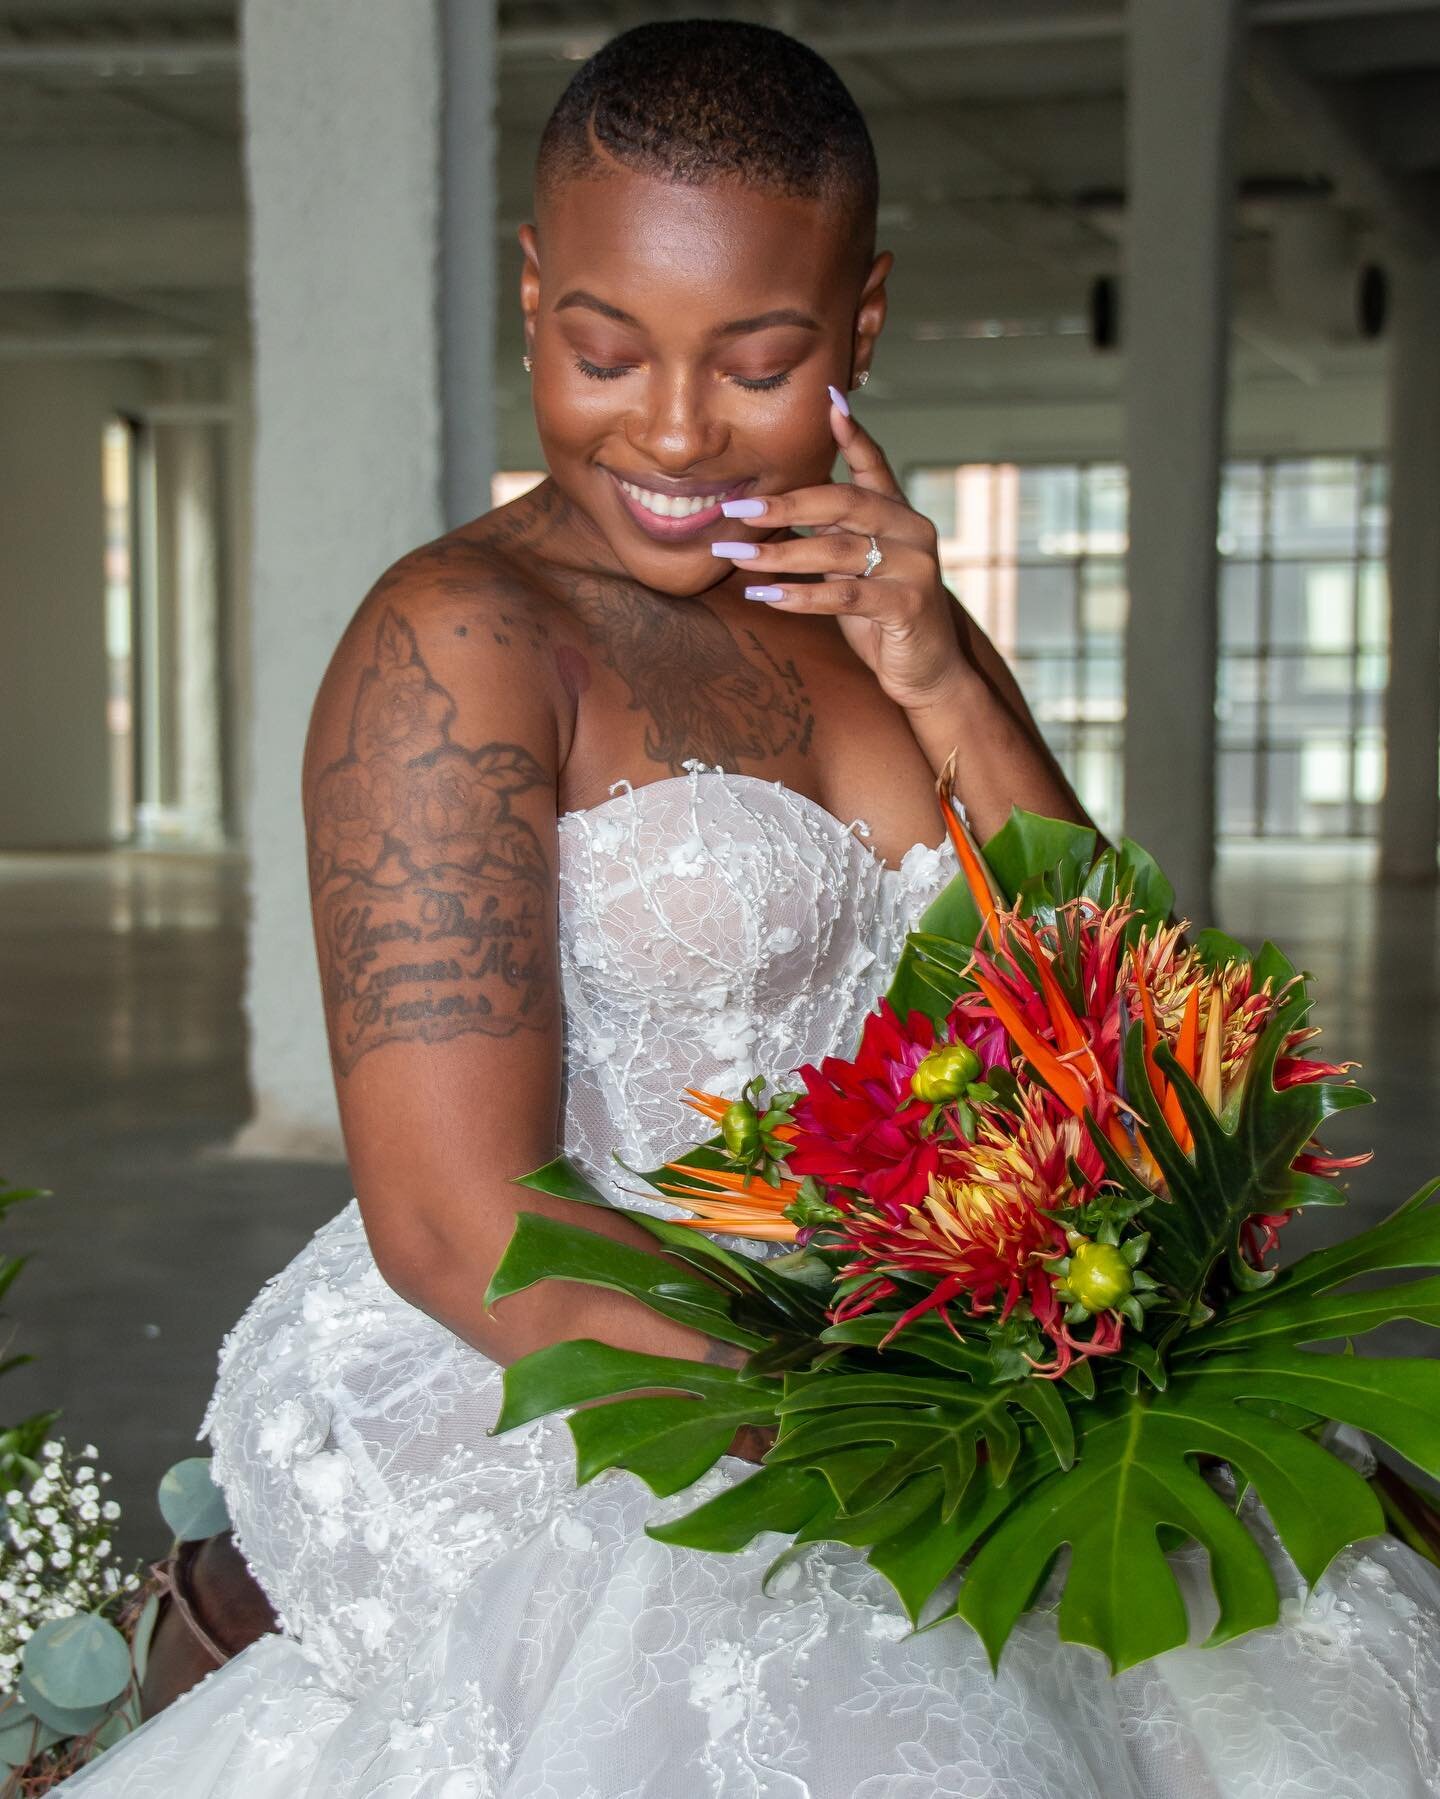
623, 369, 729, 472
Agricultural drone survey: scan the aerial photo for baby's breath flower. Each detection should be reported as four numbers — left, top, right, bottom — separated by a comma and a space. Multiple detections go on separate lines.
1, 1437, 140, 1683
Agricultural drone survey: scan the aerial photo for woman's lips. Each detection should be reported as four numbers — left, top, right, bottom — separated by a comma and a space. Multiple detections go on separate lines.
604, 469, 755, 543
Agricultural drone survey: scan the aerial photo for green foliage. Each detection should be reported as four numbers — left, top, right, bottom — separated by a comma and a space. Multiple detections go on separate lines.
21, 1615, 132, 1717
157, 1458, 231, 1544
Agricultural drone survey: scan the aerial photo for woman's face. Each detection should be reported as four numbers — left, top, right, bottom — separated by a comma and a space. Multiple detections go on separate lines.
519, 170, 889, 597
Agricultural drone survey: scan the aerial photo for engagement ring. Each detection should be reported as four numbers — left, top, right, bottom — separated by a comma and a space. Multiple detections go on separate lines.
861, 534, 884, 578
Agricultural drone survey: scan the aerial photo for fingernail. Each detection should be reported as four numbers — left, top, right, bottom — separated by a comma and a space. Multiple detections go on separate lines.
744, 586, 785, 603
711, 541, 759, 560
721, 497, 767, 518
827, 383, 851, 418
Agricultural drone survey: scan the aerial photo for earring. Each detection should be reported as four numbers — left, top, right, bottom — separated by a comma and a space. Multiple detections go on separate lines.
856, 369, 869, 388
522, 353, 533, 374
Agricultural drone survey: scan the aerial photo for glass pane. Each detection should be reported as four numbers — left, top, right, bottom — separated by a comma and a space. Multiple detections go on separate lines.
1355, 729, 1385, 806
1014, 565, 1076, 650
1219, 462, 1264, 555
1221, 561, 1260, 649
490, 470, 544, 505
1013, 652, 1080, 717
1298, 734, 1355, 835
1218, 748, 1258, 836
1080, 559, 1126, 646
1218, 652, 1264, 710
1071, 726, 1122, 839
1081, 653, 1125, 720
1083, 464, 1128, 549
1361, 461, 1389, 555
1269, 457, 1361, 557
1016, 466, 1081, 557
907, 468, 958, 540
1357, 562, 1388, 648
1261, 745, 1303, 836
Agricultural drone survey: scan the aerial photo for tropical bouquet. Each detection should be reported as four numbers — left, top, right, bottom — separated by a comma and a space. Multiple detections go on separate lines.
486, 784, 1440, 1673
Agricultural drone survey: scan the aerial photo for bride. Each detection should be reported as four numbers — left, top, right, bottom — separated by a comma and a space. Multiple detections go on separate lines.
66, 18, 1440, 1797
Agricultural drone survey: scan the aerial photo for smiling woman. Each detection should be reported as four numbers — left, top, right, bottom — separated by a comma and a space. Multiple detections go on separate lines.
55, 17, 1440, 1799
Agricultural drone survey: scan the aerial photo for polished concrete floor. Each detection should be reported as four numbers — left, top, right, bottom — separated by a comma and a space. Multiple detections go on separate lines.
0, 844, 1436, 1558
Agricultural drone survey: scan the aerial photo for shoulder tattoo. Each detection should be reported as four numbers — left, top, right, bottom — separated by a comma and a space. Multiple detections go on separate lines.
308, 609, 554, 1074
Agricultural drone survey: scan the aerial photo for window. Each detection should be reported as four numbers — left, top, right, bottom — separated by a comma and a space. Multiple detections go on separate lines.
905, 456, 1390, 842
906, 463, 1128, 836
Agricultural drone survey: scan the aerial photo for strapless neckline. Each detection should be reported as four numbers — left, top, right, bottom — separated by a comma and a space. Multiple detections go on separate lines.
559, 764, 946, 878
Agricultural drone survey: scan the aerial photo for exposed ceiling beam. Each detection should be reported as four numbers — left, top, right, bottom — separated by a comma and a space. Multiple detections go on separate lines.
2, 1, 1435, 78
1246, 30, 1440, 255
0, 214, 245, 290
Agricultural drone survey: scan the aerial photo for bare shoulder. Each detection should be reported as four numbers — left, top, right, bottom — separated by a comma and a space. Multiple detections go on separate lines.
306, 512, 575, 791
302, 511, 569, 1077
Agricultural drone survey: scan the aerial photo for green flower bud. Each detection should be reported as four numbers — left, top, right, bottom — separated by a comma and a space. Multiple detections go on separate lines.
1068, 1240, 1134, 1313
721, 1099, 762, 1159
910, 1043, 982, 1105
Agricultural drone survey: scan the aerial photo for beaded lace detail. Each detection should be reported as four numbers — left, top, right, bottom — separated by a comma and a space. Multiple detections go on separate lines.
62, 767, 1440, 1799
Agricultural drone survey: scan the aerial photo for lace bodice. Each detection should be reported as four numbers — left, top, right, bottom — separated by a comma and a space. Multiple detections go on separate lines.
557, 765, 952, 1234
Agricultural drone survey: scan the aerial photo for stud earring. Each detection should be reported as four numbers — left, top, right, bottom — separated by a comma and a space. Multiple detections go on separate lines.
856, 369, 869, 388
522, 353, 533, 374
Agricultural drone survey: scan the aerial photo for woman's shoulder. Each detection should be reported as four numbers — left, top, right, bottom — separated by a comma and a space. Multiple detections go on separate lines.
305, 502, 578, 796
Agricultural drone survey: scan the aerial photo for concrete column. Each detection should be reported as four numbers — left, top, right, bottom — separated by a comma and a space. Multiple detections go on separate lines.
441, 0, 498, 527
238, 2, 449, 1153
1122, 0, 1242, 916
1379, 255, 1440, 883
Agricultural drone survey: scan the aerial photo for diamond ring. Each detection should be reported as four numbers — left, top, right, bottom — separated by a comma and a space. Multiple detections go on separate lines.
861, 535, 884, 578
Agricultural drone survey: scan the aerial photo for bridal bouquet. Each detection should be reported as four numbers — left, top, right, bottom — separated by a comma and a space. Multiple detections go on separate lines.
487, 785, 1440, 1673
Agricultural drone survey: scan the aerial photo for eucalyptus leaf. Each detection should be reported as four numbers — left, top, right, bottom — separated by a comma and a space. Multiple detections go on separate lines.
0, 1701, 62, 1769
21, 1612, 132, 1711
158, 1457, 231, 1543
16, 1673, 115, 1738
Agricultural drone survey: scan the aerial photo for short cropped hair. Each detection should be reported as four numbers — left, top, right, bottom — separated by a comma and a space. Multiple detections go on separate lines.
535, 19, 878, 263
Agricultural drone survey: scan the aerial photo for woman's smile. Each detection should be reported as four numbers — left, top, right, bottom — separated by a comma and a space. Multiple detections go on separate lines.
601, 465, 756, 542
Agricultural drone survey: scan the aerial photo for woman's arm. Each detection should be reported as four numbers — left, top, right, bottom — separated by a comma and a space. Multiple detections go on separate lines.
303, 572, 749, 1380
899, 603, 1089, 840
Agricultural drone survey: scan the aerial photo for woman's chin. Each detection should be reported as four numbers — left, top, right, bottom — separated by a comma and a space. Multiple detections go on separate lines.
615, 544, 734, 600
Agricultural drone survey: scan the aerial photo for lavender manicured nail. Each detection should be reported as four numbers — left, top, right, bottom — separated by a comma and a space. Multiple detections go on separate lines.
721, 497, 767, 518
827, 383, 851, 418
744, 586, 785, 603
711, 541, 759, 559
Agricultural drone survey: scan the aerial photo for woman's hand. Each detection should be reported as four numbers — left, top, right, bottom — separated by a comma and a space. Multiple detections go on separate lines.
711, 387, 964, 714
713, 386, 1092, 839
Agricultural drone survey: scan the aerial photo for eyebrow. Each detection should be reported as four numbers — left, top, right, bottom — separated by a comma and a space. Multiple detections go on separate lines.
553, 289, 820, 338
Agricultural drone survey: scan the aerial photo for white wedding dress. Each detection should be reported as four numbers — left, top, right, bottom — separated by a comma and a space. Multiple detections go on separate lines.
66, 769, 1440, 1798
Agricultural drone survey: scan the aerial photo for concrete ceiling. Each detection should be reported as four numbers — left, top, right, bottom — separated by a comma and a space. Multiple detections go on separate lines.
2, 0, 1438, 414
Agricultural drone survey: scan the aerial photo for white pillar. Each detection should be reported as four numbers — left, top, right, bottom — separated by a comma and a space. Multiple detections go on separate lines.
441, 0, 498, 527
1122, 0, 1242, 916
1379, 254, 1440, 883
238, 2, 458, 1153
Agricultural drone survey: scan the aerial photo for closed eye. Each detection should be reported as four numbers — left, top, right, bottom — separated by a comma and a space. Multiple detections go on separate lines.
574, 356, 792, 395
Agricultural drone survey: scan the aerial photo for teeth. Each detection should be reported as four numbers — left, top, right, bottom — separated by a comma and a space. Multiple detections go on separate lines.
618, 479, 724, 520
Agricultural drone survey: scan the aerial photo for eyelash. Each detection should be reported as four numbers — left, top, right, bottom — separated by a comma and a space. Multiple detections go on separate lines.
572, 357, 791, 394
